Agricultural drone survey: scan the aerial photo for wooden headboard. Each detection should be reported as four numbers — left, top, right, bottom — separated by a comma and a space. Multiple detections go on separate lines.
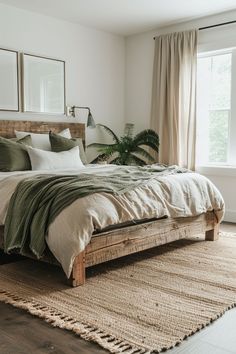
0, 120, 85, 143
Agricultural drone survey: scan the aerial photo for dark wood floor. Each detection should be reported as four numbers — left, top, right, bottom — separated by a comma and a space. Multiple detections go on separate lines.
0, 223, 236, 354
0, 303, 107, 354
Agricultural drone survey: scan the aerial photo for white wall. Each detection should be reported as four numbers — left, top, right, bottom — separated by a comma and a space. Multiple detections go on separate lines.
125, 10, 236, 222
0, 3, 126, 160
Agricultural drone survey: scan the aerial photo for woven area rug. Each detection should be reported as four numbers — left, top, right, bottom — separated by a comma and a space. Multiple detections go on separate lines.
0, 233, 236, 354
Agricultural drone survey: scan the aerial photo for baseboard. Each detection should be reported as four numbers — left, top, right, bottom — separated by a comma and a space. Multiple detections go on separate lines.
223, 209, 236, 223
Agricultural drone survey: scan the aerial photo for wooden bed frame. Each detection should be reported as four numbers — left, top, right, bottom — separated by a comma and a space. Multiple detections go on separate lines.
0, 120, 220, 287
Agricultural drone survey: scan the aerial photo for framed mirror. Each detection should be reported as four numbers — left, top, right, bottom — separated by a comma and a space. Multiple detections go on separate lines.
22, 54, 65, 115
0, 48, 19, 111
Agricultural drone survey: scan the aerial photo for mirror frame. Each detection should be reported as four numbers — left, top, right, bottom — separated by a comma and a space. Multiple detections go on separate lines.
0, 47, 19, 112
21, 53, 66, 115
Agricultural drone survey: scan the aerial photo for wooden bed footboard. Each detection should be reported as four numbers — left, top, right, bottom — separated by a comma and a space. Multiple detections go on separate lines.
70, 211, 219, 287
0, 211, 219, 287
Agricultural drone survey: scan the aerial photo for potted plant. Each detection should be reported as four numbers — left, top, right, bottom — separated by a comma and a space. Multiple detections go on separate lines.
88, 123, 159, 165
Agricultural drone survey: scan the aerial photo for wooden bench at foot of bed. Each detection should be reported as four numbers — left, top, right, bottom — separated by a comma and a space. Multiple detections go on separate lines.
70, 211, 219, 287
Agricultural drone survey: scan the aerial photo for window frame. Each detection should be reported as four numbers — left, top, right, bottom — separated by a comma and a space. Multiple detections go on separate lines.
196, 48, 236, 168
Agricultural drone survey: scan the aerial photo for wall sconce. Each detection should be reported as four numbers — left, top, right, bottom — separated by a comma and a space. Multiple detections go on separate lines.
67, 105, 96, 128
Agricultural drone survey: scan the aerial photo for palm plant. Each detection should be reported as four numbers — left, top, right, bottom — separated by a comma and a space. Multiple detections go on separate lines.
88, 123, 159, 165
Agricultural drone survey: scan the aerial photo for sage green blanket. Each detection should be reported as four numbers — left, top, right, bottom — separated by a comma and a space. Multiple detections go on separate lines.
4, 165, 187, 258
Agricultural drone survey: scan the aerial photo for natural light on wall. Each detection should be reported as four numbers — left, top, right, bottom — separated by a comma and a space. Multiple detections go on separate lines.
196, 49, 233, 166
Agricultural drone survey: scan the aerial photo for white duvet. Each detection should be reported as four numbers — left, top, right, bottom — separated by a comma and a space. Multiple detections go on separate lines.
0, 164, 225, 277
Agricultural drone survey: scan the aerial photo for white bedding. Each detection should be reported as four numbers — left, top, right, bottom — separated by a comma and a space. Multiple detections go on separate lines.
0, 165, 225, 277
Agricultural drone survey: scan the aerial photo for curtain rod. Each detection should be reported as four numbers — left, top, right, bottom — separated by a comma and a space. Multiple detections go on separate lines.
199, 19, 236, 31
153, 19, 236, 39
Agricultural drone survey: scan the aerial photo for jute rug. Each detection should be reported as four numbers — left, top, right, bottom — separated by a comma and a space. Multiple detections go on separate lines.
0, 233, 236, 354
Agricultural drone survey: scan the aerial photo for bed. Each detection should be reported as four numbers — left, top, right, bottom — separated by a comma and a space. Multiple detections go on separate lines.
0, 120, 224, 287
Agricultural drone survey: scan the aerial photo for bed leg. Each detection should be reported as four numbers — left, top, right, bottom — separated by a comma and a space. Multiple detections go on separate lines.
205, 224, 219, 241
70, 251, 85, 287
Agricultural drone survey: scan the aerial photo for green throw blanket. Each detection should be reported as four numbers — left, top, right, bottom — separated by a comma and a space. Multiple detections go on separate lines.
4, 165, 187, 258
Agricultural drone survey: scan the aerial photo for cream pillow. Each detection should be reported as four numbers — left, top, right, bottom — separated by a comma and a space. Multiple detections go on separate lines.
27, 146, 84, 170
15, 128, 71, 151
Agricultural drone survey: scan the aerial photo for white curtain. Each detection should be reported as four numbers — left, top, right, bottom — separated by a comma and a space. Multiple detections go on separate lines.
150, 30, 198, 170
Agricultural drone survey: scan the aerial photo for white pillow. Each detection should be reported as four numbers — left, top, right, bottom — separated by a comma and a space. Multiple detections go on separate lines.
15, 129, 71, 151
27, 146, 84, 170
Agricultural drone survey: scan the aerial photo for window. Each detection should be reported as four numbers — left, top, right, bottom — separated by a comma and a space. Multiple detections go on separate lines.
196, 49, 236, 166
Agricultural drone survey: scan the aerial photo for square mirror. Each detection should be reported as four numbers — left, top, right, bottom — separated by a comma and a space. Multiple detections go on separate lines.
0, 48, 19, 111
23, 54, 65, 114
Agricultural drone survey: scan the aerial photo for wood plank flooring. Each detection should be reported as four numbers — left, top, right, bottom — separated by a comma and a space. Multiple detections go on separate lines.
0, 223, 236, 354
0, 303, 106, 354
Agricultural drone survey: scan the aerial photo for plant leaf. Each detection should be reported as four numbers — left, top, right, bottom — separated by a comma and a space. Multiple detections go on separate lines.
109, 156, 122, 165
138, 141, 159, 153
134, 129, 159, 150
129, 154, 147, 166
133, 147, 155, 162
134, 129, 159, 141
87, 143, 115, 148
97, 124, 120, 143
133, 130, 159, 153
90, 153, 108, 163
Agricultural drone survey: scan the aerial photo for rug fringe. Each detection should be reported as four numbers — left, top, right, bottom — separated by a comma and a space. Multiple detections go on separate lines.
0, 289, 236, 354
0, 290, 153, 354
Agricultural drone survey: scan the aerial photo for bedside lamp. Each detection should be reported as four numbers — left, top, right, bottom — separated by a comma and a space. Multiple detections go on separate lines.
67, 106, 96, 128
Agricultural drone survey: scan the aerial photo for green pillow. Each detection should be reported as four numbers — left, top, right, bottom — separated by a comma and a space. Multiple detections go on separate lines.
10, 135, 32, 146
0, 135, 32, 171
49, 132, 87, 164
